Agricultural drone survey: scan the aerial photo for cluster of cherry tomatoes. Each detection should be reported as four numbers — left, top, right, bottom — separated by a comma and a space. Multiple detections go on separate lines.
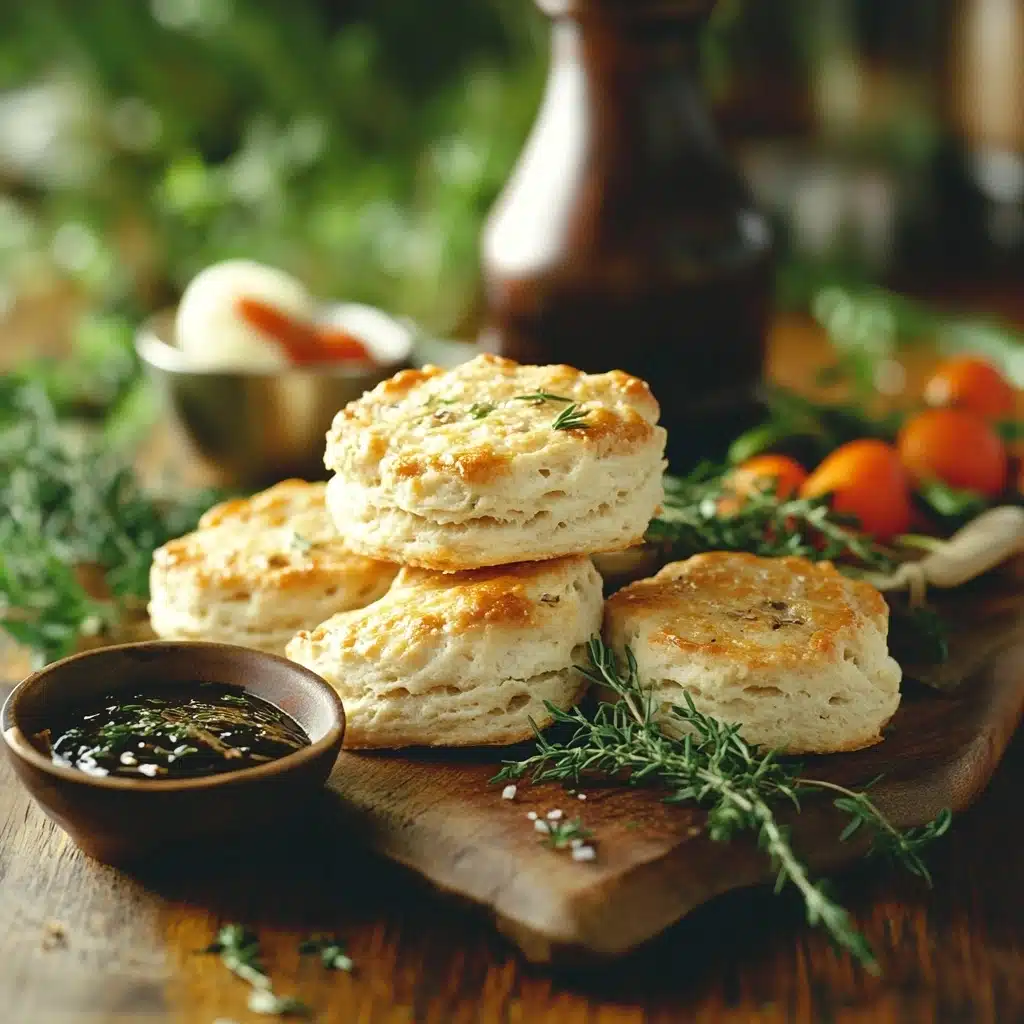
725, 355, 1018, 541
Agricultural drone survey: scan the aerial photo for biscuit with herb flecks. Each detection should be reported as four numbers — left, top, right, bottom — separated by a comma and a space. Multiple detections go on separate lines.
149, 480, 397, 655
287, 555, 603, 747
322, 354, 667, 571
603, 552, 902, 754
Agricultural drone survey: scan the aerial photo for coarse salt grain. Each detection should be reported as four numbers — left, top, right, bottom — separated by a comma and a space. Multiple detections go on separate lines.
546, 809, 564, 821
577, 793, 587, 801
570, 838, 585, 850
137, 764, 160, 778
501, 784, 517, 801
526, 811, 538, 821
119, 752, 137, 766
571, 845, 597, 862
534, 819, 551, 834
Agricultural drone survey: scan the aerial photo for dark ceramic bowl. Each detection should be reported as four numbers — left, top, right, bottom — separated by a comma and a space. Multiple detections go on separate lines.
1, 642, 345, 865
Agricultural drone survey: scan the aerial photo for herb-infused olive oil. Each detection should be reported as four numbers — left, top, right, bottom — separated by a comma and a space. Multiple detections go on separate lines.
41, 684, 309, 780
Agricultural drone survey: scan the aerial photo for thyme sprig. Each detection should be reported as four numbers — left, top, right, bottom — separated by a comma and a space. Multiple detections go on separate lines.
551, 402, 589, 431
649, 465, 898, 573
494, 639, 951, 971
513, 391, 573, 405
203, 925, 310, 1017
510, 390, 588, 429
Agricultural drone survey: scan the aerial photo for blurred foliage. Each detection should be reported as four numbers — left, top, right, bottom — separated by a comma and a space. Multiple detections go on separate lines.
0, 0, 547, 336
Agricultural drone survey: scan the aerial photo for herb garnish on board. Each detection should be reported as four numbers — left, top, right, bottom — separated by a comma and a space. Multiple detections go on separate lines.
203, 925, 310, 1017
649, 465, 899, 572
495, 639, 952, 972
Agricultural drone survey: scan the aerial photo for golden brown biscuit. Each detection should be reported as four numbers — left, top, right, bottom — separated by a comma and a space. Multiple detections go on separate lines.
149, 480, 397, 654
286, 555, 604, 747
603, 552, 901, 753
323, 354, 667, 570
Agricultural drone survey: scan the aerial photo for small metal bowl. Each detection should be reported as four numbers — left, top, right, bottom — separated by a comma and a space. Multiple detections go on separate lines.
136, 303, 414, 487
1, 642, 345, 865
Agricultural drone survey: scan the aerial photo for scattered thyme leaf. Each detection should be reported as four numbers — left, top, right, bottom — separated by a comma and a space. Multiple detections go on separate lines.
203, 925, 309, 1018
513, 391, 573, 405
468, 402, 495, 420
537, 817, 593, 850
551, 403, 589, 431
298, 934, 354, 972
493, 638, 951, 973
290, 532, 313, 554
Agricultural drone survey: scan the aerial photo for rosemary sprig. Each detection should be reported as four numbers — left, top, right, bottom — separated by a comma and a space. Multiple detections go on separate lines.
203, 924, 310, 1017
494, 639, 951, 971
468, 401, 495, 420
551, 402, 589, 431
513, 391, 573, 405
649, 465, 898, 573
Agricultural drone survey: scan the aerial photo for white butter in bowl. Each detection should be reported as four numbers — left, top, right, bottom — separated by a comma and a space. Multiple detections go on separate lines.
167, 259, 413, 374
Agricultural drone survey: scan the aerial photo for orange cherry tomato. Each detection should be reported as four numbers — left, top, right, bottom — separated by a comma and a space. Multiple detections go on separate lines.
897, 407, 1007, 498
727, 454, 808, 500
800, 439, 913, 540
923, 355, 1016, 420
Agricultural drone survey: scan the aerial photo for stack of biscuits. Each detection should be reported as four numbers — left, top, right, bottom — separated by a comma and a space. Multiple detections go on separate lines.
152, 353, 668, 747
151, 353, 902, 753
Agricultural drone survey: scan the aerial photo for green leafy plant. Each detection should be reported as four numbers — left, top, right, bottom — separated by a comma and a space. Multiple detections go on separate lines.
0, 378, 219, 665
495, 639, 952, 972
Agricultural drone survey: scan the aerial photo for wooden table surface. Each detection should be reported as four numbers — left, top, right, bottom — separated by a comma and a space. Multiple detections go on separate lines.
2, 312, 1023, 1023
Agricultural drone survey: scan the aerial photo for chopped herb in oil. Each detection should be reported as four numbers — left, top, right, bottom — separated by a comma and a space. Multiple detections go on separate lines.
45, 683, 309, 779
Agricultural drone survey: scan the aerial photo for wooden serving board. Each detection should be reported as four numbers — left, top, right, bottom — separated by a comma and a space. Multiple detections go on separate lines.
3, 565, 1024, 974
317, 564, 1024, 963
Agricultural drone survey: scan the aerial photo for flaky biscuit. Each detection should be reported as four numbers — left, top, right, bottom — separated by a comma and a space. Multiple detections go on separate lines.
149, 480, 397, 655
323, 354, 667, 570
286, 555, 604, 747
603, 553, 902, 754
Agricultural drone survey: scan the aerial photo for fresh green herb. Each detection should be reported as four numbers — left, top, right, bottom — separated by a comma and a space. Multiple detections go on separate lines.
537, 817, 592, 850
513, 391, 574, 406
50, 686, 310, 779
290, 532, 313, 554
0, 381, 220, 665
551, 403, 589, 431
727, 386, 903, 466
203, 925, 310, 1018
299, 934, 354, 972
649, 465, 898, 573
914, 480, 991, 526
996, 420, 1024, 442
468, 402, 495, 420
494, 639, 952, 972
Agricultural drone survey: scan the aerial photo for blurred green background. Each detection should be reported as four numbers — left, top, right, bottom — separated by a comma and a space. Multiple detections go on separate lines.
0, 0, 1021, 356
